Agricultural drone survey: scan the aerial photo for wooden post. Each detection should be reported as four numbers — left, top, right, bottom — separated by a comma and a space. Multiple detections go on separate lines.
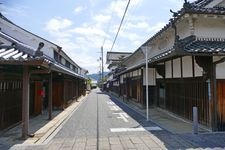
212, 64, 218, 131
22, 66, 30, 139
48, 72, 52, 120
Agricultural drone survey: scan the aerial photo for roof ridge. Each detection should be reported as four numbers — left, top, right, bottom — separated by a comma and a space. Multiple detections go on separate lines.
0, 31, 35, 56
191, 0, 214, 8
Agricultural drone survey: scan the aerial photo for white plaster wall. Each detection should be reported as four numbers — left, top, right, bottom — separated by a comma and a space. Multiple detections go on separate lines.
195, 17, 225, 39
150, 30, 174, 58
216, 62, 225, 79
0, 18, 55, 58
177, 19, 191, 39
182, 56, 193, 78
156, 71, 163, 79
218, 1, 225, 7
43, 47, 54, 58
0, 37, 11, 45
194, 58, 203, 77
143, 68, 156, 86
61, 57, 66, 65
120, 75, 123, 84
125, 51, 144, 68
165, 61, 172, 78
173, 58, 181, 78
129, 72, 132, 77
214, 56, 225, 79
133, 70, 138, 76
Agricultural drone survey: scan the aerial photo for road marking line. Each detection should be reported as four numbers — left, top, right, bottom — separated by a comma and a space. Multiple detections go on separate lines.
107, 101, 115, 105
113, 112, 129, 122
109, 106, 121, 111
110, 126, 162, 132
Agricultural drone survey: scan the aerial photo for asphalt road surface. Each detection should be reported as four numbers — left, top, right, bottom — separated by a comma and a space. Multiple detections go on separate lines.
44, 88, 192, 150
8, 88, 225, 150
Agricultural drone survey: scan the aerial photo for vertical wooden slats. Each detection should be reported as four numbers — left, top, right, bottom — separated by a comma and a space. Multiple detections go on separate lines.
158, 77, 210, 127
0, 80, 22, 130
34, 81, 42, 115
217, 80, 225, 130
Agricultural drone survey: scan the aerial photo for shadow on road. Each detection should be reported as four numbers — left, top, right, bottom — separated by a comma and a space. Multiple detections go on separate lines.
100, 91, 225, 149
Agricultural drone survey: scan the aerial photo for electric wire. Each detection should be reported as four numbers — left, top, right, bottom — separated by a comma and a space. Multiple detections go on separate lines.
110, 0, 131, 52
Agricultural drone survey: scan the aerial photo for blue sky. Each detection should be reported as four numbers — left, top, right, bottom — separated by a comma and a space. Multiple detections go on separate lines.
0, 0, 195, 74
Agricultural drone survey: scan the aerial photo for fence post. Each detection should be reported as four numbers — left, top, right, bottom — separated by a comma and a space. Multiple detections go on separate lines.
193, 107, 198, 134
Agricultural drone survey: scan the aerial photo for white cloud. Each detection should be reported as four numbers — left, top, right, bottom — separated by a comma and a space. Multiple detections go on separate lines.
73, 6, 85, 14
147, 22, 166, 33
93, 14, 111, 23
0, 4, 28, 17
108, 0, 127, 17
45, 17, 73, 31
43, 1, 167, 73
124, 21, 150, 30
70, 26, 109, 39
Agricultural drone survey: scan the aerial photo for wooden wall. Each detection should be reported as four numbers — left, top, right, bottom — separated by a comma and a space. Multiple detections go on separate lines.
52, 77, 86, 109
217, 79, 225, 130
157, 77, 210, 127
52, 80, 64, 108
0, 80, 22, 130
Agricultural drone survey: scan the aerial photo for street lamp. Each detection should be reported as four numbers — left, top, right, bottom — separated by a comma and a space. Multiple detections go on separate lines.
141, 46, 149, 121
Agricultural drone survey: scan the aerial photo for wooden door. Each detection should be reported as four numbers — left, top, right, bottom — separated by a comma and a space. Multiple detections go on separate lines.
34, 81, 43, 115
52, 81, 64, 108
217, 80, 225, 131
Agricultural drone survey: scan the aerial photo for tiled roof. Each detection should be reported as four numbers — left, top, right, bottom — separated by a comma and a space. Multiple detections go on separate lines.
149, 48, 174, 63
0, 37, 86, 79
184, 39, 225, 53
0, 45, 86, 78
0, 47, 32, 61
191, 0, 213, 7
142, 0, 225, 48
106, 51, 132, 64
149, 36, 225, 63
0, 46, 53, 65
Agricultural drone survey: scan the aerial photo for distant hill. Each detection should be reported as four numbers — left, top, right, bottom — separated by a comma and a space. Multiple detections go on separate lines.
88, 72, 108, 81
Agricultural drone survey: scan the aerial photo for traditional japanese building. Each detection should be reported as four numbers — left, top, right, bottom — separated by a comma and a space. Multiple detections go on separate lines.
106, 51, 132, 94
112, 0, 225, 131
0, 13, 87, 137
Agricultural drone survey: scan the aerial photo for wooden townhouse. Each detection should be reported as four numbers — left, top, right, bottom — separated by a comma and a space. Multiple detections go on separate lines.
111, 0, 225, 131
106, 51, 132, 95
0, 13, 87, 137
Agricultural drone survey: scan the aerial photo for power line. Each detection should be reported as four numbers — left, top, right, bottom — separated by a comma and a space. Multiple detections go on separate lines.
101, 0, 117, 48
110, 0, 131, 52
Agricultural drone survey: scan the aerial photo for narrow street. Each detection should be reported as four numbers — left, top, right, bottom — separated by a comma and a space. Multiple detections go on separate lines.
44, 88, 193, 150
8, 88, 225, 150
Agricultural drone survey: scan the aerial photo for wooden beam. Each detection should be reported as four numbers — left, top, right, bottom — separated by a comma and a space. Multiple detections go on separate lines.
48, 72, 52, 120
22, 66, 30, 139
30, 69, 50, 74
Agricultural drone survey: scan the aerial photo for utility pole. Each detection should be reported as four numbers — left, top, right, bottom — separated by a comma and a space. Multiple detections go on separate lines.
141, 46, 149, 121
101, 46, 104, 82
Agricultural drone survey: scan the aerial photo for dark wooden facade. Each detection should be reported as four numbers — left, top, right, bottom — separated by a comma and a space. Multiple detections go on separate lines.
52, 75, 86, 109
0, 66, 86, 131
157, 77, 210, 127
216, 80, 225, 130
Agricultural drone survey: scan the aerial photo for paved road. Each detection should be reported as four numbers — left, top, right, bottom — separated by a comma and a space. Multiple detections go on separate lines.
10, 88, 225, 150
43, 88, 195, 150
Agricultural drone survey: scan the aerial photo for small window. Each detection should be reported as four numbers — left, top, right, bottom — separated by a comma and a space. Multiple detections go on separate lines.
65, 60, 70, 68
54, 51, 59, 62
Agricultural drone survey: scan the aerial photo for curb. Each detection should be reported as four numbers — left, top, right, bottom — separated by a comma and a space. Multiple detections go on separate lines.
14, 94, 88, 147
